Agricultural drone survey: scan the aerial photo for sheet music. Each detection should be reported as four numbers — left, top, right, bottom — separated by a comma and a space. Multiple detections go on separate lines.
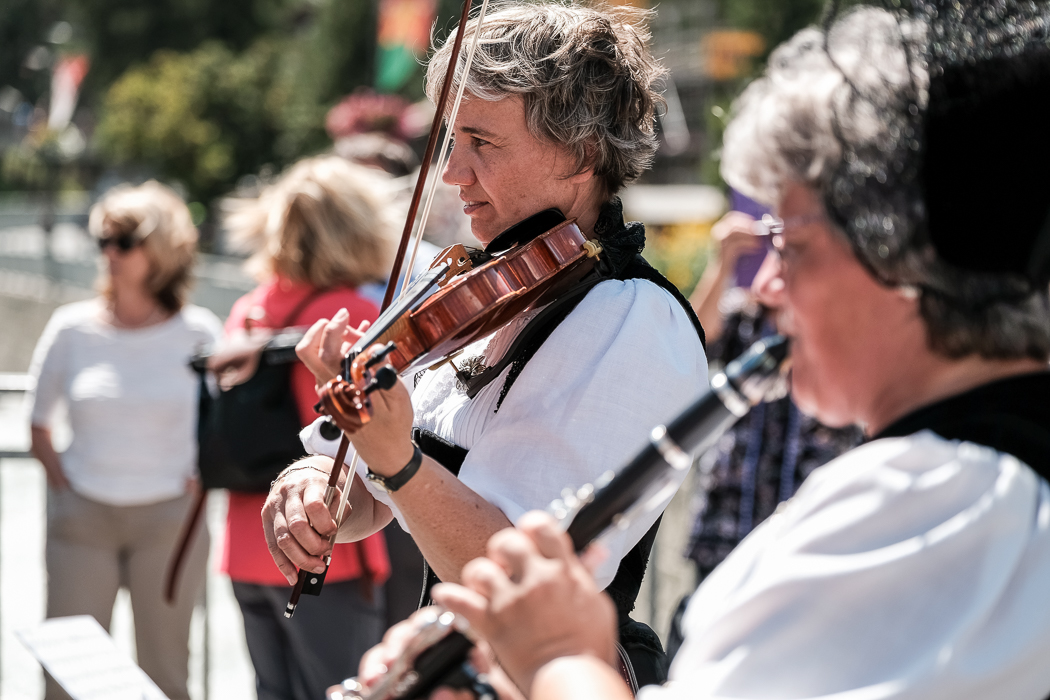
16, 615, 169, 700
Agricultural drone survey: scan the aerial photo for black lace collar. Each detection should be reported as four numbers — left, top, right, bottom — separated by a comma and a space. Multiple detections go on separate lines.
592, 197, 647, 277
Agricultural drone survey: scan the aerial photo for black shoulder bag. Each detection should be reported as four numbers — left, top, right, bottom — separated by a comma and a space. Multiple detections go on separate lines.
193, 290, 323, 492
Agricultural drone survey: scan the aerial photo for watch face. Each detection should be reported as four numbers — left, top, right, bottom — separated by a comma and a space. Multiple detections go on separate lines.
365, 471, 390, 493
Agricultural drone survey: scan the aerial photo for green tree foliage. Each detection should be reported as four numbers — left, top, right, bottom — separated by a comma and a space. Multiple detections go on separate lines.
4, 0, 505, 203
57, 0, 294, 99
92, 0, 382, 203
96, 40, 292, 202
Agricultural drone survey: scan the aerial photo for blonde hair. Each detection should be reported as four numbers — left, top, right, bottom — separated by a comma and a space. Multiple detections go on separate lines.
88, 180, 197, 312
224, 156, 395, 288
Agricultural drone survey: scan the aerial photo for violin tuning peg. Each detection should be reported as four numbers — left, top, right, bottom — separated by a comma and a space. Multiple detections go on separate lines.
375, 366, 398, 390
363, 341, 398, 369
364, 366, 398, 395
319, 419, 341, 441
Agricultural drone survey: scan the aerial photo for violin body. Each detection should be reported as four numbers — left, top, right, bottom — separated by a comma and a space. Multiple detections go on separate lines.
319, 216, 601, 434
389, 217, 593, 370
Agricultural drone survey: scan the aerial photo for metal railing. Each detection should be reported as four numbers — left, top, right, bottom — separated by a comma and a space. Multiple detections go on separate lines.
0, 374, 215, 699
0, 373, 33, 460
0, 374, 30, 690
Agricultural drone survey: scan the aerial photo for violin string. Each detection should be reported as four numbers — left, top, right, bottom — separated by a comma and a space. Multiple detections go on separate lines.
306, 2, 486, 613
330, 1, 492, 575
330, 2, 493, 554
397, 0, 492, 302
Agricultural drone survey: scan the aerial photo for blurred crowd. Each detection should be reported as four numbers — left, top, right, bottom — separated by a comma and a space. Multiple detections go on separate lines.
22, 97, 466, 700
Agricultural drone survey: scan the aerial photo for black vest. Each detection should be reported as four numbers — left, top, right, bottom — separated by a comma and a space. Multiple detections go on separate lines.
413, 200, 706, 687
872, 370, 1050, 484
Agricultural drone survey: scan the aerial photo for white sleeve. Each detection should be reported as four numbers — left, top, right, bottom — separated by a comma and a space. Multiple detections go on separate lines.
26, 307, 72, 428
458, 279, 708, 589
301, 279, 709, 550
640, 433, 1050, 700
182, 304, 223, 348
300, 419, 410, 531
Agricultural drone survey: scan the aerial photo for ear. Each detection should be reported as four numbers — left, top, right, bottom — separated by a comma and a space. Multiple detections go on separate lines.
566, 141, 598, 184
567, 165, 595, 185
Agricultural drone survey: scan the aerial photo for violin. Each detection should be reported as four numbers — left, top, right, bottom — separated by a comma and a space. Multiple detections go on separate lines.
318, 210, 604, 435
283, 213, 605, 616
282, 0, 606, 616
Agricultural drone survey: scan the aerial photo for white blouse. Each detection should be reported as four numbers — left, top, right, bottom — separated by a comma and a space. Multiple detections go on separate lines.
302, 278, 709, 589
642, 431, 1050, 700
28, 299, 222, 506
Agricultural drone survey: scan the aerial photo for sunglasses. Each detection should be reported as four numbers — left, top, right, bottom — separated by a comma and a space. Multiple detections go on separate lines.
97, 233, 141, 253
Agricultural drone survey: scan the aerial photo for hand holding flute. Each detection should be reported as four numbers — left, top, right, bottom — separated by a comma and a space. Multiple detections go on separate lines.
333, 336, 789, 699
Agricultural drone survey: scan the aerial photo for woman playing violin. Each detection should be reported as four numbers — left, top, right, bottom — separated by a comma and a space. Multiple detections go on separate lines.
262, 2, 707, 684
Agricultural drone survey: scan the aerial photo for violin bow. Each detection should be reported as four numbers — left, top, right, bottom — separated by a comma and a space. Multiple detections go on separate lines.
383, 0, 490, 310
285, 0, 492, 617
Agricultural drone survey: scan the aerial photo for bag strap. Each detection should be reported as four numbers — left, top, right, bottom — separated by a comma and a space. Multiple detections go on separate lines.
278, 287, 329, 329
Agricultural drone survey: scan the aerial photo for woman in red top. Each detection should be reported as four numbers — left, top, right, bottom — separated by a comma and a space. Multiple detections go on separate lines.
221, 156, 395, 700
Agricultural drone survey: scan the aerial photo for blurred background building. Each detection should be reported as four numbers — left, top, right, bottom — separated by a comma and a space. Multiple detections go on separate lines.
0, 0, 825, 697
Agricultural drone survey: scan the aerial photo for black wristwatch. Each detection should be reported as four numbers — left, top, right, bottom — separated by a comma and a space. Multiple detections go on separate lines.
364, 443, 423, 493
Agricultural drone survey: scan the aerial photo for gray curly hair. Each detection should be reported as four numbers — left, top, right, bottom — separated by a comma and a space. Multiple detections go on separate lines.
425, 1, 665, 199
722, 5, 1050, 361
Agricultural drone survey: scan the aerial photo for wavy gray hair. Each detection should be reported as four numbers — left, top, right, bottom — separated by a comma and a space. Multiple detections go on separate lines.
425, 2, 665, 199
722, 5, 1050, 361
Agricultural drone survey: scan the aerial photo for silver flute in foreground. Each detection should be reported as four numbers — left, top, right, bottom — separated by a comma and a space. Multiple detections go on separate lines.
328, 335, 791, 700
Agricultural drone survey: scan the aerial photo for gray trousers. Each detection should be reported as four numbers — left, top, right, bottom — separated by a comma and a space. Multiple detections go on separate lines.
45, 488, 208, 700
232, 579, 384, 700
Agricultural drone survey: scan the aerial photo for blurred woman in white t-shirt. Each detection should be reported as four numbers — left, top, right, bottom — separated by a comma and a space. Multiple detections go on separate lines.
27, 181, 221, 700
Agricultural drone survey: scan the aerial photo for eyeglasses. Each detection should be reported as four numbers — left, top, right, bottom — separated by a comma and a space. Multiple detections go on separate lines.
97, 233, 141, 253
752, 213, 828, 256
751, 213, 827, 237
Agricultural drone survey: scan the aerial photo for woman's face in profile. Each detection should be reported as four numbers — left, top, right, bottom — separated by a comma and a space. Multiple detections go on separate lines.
753, 183, 923, 430
440, 95, 598, 245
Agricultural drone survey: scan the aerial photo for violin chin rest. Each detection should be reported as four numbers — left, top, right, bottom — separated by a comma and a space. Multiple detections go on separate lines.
483, 208, 566, 255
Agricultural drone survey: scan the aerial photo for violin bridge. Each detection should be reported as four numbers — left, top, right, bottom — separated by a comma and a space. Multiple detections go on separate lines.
426, 348, 465, 373
432, 244, 473, 286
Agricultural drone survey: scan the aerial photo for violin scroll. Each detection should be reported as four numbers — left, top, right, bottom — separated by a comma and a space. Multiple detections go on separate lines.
319, 379, 370, 434
318, 342, 400, 435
